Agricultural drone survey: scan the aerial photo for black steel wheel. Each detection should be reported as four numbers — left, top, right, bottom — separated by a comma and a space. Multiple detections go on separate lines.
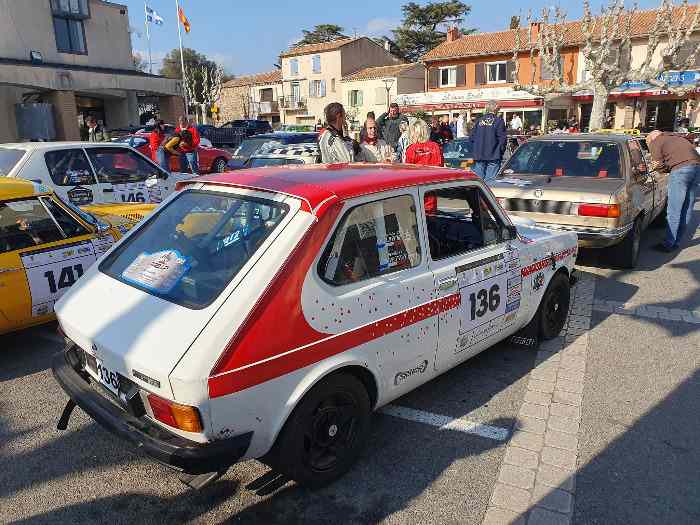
266, 374, 370, 488
539, 272, 571, 340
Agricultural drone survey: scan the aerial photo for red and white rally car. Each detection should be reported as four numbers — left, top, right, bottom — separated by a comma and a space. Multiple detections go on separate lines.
52, 164, 577, 488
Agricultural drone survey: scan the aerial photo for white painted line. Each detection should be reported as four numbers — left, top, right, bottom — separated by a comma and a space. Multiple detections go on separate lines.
379, 404, 510, 441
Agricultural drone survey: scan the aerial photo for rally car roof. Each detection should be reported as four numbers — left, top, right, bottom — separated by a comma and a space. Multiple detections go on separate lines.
0, 177, 51, 200
189, 163, 477, 214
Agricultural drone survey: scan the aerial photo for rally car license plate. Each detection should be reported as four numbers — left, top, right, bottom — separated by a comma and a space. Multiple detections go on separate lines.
85, 354, 120, 395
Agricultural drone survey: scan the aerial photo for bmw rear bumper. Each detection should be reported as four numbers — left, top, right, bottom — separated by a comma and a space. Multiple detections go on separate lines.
52, 346, 252, 475
534, 222, 633, 248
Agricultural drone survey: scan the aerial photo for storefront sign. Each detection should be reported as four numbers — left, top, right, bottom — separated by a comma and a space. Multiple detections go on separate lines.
395, 86, 542, 107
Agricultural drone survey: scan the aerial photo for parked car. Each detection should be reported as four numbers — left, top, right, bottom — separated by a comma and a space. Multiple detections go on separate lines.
490, 133, 667, 268
197, 123, 246, 148
245, 144, 320, 168
442, 137, 474, 169
0, 177, 155, 335
114, 135, 232, 173
52, 164, 577, 489
226, 132, 319, 169
0, 142, 192, 207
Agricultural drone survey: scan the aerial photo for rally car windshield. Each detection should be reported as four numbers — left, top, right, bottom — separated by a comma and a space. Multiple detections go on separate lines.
502, 140, 622, 178
99, 190, 289, 309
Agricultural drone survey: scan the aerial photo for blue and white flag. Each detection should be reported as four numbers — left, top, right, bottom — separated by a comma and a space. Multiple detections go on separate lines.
145, 5, 164, 26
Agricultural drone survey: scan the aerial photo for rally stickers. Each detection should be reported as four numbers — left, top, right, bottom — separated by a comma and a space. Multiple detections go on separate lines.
122, 249, 191, 294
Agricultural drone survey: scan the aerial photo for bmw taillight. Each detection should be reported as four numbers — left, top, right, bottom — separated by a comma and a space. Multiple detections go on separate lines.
577, 203, 621, 218
147, 393, 203, 433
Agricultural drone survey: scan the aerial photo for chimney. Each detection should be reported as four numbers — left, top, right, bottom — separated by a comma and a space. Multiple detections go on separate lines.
529, 22, 541, 42
384, 39, 391, 52
446, 26, 460, 43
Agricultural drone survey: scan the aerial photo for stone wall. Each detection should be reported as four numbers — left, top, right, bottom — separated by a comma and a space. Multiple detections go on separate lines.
219, 85, 251, 124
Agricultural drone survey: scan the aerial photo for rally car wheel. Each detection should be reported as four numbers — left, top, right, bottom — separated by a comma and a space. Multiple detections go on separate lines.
213, 158, 228, 173
268, 374, 371, 488
539, 272, 571, 340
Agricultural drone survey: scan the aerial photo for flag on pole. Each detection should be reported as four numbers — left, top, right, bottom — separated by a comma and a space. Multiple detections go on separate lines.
178, 6, 191, 33
145, 5, 164, 26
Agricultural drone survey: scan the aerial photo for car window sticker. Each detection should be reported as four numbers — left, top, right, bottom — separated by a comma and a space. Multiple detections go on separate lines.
121, 249, 191, 294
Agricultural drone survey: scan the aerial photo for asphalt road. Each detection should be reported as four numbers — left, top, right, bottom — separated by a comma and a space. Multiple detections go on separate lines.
1, 201, 698, 524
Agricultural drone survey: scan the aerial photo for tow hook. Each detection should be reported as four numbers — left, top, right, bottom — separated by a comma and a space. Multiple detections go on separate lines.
57, 399, 77, 430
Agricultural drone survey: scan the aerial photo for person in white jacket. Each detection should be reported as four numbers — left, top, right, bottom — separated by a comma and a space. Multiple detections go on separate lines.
456, 111, 468, 138
358, 117, 394, 162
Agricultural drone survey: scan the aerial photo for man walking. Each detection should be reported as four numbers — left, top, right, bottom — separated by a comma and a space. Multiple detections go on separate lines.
376, 103, 406, 151
84, 117, 108, 142
175, 116, 200, 174
647, 130, 700, 252
468, 100, 506, 182
319, 103, 358, 163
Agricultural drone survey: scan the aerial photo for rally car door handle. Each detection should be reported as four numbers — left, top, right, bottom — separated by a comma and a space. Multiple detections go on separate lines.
438, 277, 459, 290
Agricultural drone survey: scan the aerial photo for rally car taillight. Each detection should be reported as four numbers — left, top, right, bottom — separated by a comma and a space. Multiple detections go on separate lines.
146, 393, 203, 433
577, 203, 621, 218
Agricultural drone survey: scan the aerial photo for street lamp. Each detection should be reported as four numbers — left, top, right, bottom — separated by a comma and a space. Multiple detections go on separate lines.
382, 78, 395, 110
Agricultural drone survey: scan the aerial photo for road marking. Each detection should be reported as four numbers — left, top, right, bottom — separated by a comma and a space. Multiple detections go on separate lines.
379, 404, 510, 441
593, 300, 700, 324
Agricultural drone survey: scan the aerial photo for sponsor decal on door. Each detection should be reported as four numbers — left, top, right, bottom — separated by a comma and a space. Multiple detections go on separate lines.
113, 182, 151, 203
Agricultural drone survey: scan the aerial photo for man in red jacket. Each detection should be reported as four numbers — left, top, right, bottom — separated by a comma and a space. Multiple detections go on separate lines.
175, 116, 200, 174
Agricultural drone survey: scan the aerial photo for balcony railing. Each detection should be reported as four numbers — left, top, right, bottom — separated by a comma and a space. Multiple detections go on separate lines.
257, 100, 279, 114
279, 96, 306, 110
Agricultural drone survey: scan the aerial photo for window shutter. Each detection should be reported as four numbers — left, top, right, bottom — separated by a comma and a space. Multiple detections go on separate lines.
320, 80, 326, 97
475, 63, 485, 85
358, 90, 363, 106
456, 65, 466, 87
428, 68, 439, 89
309, 81, 316, 98
506, 60, 516, 83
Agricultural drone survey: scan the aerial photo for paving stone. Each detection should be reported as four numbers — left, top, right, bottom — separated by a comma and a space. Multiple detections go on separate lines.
549, 403, 581, 420
556, 368, 585, 382
498, 463, 536, 490
515, 416, 547, 435
524, 390, 552, 406
555, 377, 584, 394
535, 352, 561, 366
531, 366, 558, 382
490, 483, 532, 513
558, 355, 586, 372
482, 506, 526, 525
528, 378, 556, 394
532, 483, 574, 513
541, 446, 577, 470
536, 464, 575, 492
547, 415, 580, 435
519, 402, 549, 420
544, 429, 578, 452
504, 446, 540, 470
527, 507, 571, 525
553, 390, 583, 407
510, 430, 545, 453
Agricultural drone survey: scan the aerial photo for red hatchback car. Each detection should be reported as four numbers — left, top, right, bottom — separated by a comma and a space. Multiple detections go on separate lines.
114, 134, 232, 173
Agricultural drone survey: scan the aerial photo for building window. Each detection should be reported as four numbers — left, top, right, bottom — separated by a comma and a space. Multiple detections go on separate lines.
290, 58, 299, 76
440, 67, 457, 87
53, 17, 86, 54
312, 54, 321, 73
487, 62, 507, 83
51, 0, 90, 18
349, 90, 363, 107
309, 80, 326, 98
290, 81, 301, 101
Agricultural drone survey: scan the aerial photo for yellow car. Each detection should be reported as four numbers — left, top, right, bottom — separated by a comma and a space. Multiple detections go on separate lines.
0, 178, 155, 335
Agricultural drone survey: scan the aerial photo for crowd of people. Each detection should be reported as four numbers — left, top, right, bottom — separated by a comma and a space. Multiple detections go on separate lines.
148, 116, 201, 175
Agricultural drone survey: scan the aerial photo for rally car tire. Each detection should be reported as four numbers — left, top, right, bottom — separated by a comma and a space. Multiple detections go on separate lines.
267, 373, 371, 488
538, 272, 571, 340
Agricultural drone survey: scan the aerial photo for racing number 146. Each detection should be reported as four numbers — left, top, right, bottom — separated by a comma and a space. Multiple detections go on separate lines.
469, 284, 500, 321
44, 264, 84, 294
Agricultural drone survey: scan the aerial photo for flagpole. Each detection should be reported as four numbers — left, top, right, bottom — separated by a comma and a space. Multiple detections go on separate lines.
175, 0, 188, 114
144, 1, 152, 74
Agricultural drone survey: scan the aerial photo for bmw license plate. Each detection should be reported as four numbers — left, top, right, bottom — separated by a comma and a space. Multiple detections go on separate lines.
85, 353, 120, 395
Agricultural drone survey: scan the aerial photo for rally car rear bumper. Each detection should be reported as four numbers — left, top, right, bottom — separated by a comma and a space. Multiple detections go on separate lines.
52, 347, 252, 475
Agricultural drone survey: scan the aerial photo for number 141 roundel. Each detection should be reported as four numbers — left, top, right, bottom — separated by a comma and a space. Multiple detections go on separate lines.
52, 164, 577, 489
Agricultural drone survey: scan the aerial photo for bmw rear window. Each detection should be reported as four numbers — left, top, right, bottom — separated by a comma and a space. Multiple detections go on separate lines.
99, 190, 289, 309
503, 141, 621, 178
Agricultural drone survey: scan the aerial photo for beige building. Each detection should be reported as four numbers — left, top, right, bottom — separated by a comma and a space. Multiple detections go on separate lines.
0, 0, 182, 143
279, 37, 401, 125
218, 70, 282, 125
341, 63, 425, 128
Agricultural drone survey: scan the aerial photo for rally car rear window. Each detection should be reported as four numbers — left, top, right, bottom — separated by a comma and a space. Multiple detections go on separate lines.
99, 190, 289, 309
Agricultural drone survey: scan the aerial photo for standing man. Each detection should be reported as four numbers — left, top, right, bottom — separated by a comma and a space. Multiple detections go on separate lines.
510, 113, 523, 133
467, 100, 507, 182
175, 116, 200, 174
358, 117, 393, 162
376, 102, 407, 152
84, 117, 108, 142
647, 130, 700, 252
319, 103, 358, 163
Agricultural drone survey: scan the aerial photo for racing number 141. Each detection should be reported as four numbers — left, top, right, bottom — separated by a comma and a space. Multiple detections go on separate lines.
469, 284, 500, 321
44, 264, 84, 294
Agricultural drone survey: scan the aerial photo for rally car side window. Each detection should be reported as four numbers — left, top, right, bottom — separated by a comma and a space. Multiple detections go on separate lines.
40, 197, 90, 238
424, 186, 503, 260
319, 194, 421, 286
86, 147, 160, 184
44, 149, 96, 186
0, 199, 64, 254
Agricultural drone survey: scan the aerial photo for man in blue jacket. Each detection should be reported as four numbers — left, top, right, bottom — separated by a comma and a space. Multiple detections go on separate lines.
468, 100, 507, 182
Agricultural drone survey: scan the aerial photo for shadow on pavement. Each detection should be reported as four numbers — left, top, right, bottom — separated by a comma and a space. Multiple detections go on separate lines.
0, 323, 61, 382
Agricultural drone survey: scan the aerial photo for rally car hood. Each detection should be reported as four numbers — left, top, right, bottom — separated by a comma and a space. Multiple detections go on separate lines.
490, 174, 624, 204
55, 269, 214, 398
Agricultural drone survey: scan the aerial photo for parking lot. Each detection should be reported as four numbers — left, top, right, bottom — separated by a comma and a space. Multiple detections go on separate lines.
2, 202, 699, 525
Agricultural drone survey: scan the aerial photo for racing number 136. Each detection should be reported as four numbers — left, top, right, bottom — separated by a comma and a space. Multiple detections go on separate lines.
44, 264, 84, 294
469, 284, 500, 321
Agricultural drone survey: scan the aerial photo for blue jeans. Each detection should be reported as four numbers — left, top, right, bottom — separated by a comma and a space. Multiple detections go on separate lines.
664, 163, 700, 248
180, 151, 199, 175
156, 147, 170, 172
472, 160, 501, 182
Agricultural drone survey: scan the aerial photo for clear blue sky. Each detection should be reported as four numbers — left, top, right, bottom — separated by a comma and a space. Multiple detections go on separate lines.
122, 0, 664, 75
